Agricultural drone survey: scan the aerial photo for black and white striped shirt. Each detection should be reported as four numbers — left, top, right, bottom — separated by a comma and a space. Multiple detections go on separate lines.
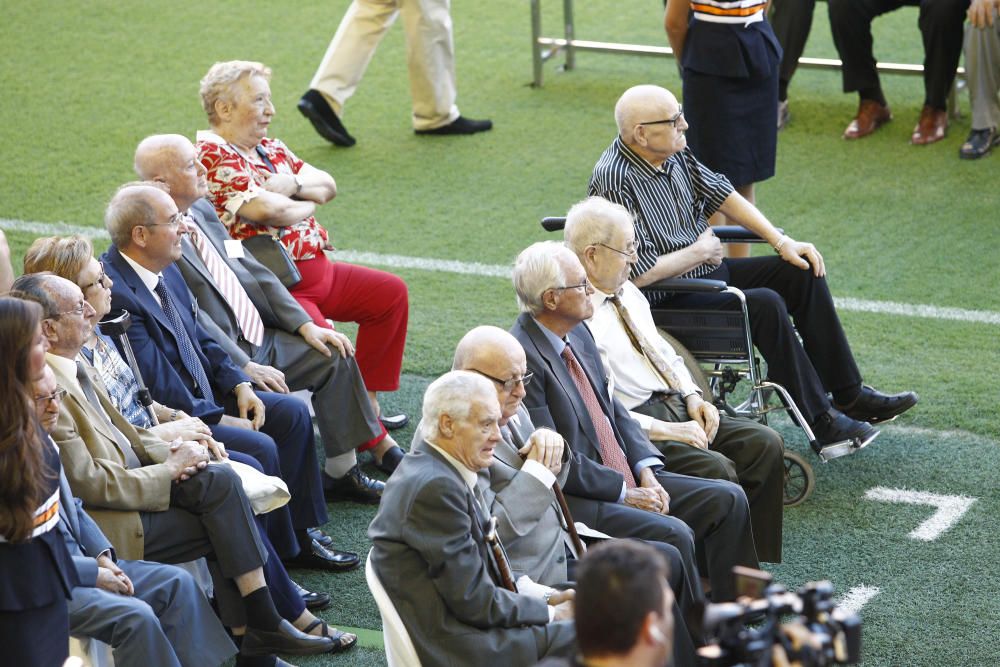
588, 137, 734, 279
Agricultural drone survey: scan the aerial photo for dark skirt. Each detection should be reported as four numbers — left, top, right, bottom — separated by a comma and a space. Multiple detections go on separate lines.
681, 18, 782, 187
0, 597, 70, 667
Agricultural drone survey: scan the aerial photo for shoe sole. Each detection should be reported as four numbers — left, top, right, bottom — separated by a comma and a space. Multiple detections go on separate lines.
297, 101, 356, 147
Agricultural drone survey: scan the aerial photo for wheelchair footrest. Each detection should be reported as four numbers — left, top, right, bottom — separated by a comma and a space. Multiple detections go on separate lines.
812, 429, 881, 462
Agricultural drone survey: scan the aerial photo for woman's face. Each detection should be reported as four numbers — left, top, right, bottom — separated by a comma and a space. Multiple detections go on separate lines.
28, 322, 49, 381
225, 75, 274, 148
78, 257, 112, 322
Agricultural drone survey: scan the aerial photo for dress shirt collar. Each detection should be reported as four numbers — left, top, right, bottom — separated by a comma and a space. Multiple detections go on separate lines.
531, 317, 568, 355
426, 439, 479, 490
614, 136, 674, 179
119, 251, 162, 296
196, 129, 228, 145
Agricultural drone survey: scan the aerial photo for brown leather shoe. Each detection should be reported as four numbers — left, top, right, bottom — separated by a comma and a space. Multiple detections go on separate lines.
843, 99, 892, 140
910, 105, 948, 145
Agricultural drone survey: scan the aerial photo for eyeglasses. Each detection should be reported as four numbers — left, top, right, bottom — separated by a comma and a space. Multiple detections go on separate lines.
551, 281, 590, 293
34, 387, 67, 407
80, 262, 108, 292
142, 211, 187, 231
596, 242, 638, 258
638, 107, 684, 127
57, 302, 89, 318
473, 369, 534, 392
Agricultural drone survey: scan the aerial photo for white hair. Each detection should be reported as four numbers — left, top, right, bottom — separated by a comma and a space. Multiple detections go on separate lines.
199, 60, 272, 125
512, 241, 576, 315
564, 196, 635, 257
420, 371, 495, 441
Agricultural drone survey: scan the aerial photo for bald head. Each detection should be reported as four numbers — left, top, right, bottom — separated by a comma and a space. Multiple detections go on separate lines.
453, 326, 529, 424
134, 134, 208, 211
615, 85, 677, 137
105, 184, 172, 249
135, 134, 189, 179
614, 85, 687, 164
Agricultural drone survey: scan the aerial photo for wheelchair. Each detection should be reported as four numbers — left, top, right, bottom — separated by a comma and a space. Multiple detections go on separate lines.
542, 217, 873, 506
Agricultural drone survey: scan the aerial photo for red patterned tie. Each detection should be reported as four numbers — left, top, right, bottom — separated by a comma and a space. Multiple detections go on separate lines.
561, 343, 636, 488
186, 221, 265, 347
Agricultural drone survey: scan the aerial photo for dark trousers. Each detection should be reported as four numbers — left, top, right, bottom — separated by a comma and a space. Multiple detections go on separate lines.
828, 0, 970, 109
216, 391, 327, 533
634, 394, 785, 562
660, 256, 863, 424
770, 0, 817, 99
0, 598, 69, 667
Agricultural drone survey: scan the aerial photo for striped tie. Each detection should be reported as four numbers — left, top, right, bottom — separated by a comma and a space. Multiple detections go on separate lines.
186, 222, 265, 347
154, 277, 214, 399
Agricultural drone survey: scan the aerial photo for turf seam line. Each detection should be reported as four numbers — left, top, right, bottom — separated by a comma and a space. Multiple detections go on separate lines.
4, 217, 999, 325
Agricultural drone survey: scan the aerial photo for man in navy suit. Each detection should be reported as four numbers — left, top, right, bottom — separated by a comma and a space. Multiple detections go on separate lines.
34, 364, 237, 667
101, 183, 357, 573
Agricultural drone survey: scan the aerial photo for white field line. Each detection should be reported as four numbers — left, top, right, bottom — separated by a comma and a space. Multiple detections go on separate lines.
4, 217, 1000, 325
865, 487, 977, 541
883, 423, 999, 447
838, 585, 881, 615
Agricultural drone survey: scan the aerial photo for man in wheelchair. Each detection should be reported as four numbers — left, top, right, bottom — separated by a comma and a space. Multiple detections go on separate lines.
588, 84, 917, 449
565, 196, 784, 564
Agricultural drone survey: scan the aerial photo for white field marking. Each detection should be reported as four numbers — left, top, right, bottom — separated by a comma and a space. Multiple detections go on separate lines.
884, 423, 999, 448
4, 217, 1000, 326
838, 585, 880, 615
864, 487, 977, 541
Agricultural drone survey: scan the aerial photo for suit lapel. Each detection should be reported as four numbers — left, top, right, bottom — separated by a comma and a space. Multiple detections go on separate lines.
107, 246, 180, 346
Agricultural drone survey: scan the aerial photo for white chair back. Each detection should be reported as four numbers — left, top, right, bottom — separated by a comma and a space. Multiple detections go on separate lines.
365, 548, 422, 667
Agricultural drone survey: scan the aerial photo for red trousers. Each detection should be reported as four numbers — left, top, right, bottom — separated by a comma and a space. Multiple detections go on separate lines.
290, 256, 408, 392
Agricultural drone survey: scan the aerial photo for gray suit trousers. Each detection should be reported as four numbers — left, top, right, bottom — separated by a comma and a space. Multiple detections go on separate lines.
69, 559, 236, 667
965, 12, 1000, 130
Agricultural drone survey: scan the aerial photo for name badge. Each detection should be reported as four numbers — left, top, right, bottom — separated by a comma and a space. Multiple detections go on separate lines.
224, 240, 246, 259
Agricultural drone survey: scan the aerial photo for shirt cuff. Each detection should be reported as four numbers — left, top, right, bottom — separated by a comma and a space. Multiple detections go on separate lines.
520, 459, 557, 488
548, 605, 556, 622
616, 481, 627, 504
630, 409, 655, 432
634, 456, 662, 478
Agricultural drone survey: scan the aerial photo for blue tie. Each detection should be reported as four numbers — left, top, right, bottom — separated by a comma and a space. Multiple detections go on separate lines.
154, 276, 213, 399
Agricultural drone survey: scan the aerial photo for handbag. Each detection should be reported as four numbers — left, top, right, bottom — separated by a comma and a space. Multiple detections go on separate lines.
242, 233, 302, 289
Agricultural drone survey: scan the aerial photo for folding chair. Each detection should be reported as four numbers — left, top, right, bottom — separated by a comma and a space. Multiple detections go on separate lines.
365, 548, 422, 667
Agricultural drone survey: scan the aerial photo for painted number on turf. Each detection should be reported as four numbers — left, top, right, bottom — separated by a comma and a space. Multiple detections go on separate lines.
865, 487, 977, 541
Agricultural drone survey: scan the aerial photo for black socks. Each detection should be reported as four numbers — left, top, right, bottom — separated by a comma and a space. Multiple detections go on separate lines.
243, 586, 282, 631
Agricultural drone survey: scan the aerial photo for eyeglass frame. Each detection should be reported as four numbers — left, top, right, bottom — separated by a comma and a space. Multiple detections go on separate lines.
80, 261, 109, 292
472, 369, 534, 393
56, 301, 89, 318
595, 242, 638, 258
141, 211, 187, 231
637, 106, 684, 127
34, 386, 68, 407
550, 280, 590, 293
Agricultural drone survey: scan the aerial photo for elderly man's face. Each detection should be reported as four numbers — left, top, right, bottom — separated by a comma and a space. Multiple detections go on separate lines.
161, 139, 209, 210
549, 254, 595, 324
635, 94, 688, 162
229, 75, 274, 148
471, 346, 530, 425
47, 278, 96, 354
33, 366, 63, 434
442, 391, 503, 472
139, 191, 189, 268
586, 219, 638, 294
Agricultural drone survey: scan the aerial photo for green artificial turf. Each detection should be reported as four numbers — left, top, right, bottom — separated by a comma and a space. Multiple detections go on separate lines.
4, 2, 999, 665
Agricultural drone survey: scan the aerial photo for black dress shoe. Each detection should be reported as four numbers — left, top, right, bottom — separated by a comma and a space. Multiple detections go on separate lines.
375, 445, 405, 476
297, 89, 356, 147
285, 539, 360, 573
379, 413, 409, 430
242, 619, 335, 656
292, 580, 331, 611
415, 115, 493, 135
833, 385, 918, 424
324, 465, 384, 504
812, 408, 876, 446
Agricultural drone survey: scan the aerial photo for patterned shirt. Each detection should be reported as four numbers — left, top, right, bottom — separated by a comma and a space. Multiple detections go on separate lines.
196, 131, 330, 261
83, 331, 153, 429
588, 137, 734, 280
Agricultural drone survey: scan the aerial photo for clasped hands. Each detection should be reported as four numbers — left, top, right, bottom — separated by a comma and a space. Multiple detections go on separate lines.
95, 554, 134, 596
625, 467, 671, 515
648, 394, 719, 449
518, 428, 564, 474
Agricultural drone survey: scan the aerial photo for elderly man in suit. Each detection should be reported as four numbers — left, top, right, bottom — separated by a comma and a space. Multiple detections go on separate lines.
100, 183, 358, 573
34, 364, 238, 667
510, 241, 759, 602
133, 134, 403, 499
369, 371, 575, 665
11, 272, 338, 663
564, 196, 785, 563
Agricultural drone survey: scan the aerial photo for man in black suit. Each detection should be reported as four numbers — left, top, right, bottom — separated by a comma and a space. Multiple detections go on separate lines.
368, 371, 574, 665
133, 133, 400, 502
510, 241, 759, 601
101, 183, 356, 573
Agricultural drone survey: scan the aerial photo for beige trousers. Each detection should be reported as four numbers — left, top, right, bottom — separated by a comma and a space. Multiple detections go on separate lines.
308, 0, 460, 130
964, 10, 1000, 130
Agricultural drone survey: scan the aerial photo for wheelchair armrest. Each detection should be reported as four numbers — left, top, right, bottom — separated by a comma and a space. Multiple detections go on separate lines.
640, 278, 728, 294
712, 226, 784, 243
541, 216, 566, 232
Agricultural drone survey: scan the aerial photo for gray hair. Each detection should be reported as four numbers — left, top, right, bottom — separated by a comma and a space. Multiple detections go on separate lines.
9, 273, 60, 319
420, 371, 495, 442
199, 60, 272, 125
512, 241, 574, 315
104, 183, 166, 249
564, 196, 635, 257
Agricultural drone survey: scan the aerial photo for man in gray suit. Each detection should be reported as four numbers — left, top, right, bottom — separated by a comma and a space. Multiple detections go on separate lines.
134, 134, 403, 502
369, 371, 575, 666
34, 365, 238, 667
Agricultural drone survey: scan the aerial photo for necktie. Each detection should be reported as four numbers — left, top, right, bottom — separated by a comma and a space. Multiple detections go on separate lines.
186, 223, 265, 346
608, 292, 685, 393
76, 361, 142, 469
154, 277, 213, 398
561, 343, 636, 488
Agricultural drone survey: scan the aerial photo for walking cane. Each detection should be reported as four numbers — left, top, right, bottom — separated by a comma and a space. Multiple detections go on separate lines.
484, 517, 519, 593
518, 451, 586, 556
97, 309, 159, 426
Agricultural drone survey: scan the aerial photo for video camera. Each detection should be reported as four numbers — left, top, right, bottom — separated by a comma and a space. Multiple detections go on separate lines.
696, 567, 862, 667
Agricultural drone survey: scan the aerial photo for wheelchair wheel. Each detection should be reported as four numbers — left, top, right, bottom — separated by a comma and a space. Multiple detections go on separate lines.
782, 451, 814, 507
656, 328, 713, 398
